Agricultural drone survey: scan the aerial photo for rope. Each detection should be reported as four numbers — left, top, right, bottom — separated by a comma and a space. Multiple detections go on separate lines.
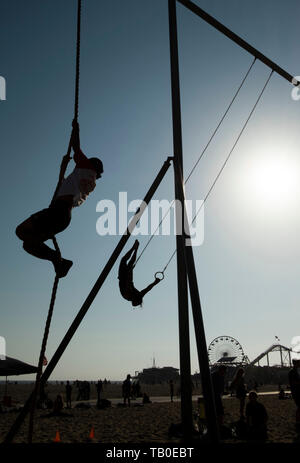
185, 57, 256, 183
27, 0, 82, 443
134, 58, 256, 267
28, 276, 60, 443
74, 0, 82, 122
161, 69, 274, 274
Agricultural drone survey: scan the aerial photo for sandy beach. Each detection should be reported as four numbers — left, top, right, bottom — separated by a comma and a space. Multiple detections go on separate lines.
0, 383, 299, 444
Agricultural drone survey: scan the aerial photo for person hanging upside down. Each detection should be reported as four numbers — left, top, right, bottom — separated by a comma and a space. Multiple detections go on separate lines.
15, 121, 103, 278
118, 240, 160, 307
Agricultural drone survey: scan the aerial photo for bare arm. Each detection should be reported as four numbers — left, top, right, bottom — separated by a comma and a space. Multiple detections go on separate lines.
59, 154, 72, 182
50, 152, 72, 205
140, 278, 160, 298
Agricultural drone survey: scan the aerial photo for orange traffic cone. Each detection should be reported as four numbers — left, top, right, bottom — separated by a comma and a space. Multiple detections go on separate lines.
89, 426, 95, 439
54, 430, 61, 443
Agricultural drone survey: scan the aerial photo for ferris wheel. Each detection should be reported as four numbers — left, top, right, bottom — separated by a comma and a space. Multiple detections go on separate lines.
208, 336, 248, 366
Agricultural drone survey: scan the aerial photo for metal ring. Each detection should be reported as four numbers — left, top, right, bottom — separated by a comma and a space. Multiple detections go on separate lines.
155, 271, 164, 281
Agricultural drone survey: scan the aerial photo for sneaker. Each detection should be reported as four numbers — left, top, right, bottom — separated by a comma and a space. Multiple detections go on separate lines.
54, 259, 73, 278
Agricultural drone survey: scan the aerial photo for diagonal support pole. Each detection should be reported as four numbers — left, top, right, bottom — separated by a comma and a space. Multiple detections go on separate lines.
4, 156, 173, 443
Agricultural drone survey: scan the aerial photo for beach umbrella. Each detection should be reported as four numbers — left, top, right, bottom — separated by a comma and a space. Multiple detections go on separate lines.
0, 356, 38, 398
0, 356, 38, 376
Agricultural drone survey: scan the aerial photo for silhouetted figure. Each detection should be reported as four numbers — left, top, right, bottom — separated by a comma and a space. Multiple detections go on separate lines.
169, 380, 174, 402
118, 240, 160, 307
65, 381, 72, 409
76, 381, 85, 401
135, 380, 141, 398
53, 395, 64, 416
36, 383, 48, 409
246, 391, 268, 440
142, 393, 151, 404
122, 374, 132, 407
84, 381, 90, 400
278, 387, 286, 400
211, 365, 227, 426
15, 121, 103, 278
230, 368, 247, 418
288, 359, 300, 425
131, 381, 137, 399
96, 379, 103, 405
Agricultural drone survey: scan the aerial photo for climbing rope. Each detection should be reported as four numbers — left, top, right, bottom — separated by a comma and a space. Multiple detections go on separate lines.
27, 0, 82, 443
27, 276, 60, 442
134, 57, 256, 268
160, 69, 274, 276
74, 0, 82, 122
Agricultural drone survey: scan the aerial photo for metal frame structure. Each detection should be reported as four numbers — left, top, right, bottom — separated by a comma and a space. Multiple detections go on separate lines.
5, 0, 299, 444
167, 0, 299, 443
248, 344, 293, 368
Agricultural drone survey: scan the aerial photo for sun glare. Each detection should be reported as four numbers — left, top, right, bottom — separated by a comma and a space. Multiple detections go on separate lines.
240, 147, 300, 215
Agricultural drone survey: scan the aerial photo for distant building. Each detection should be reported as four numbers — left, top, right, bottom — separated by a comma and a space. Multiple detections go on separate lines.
136, 366, 179, 384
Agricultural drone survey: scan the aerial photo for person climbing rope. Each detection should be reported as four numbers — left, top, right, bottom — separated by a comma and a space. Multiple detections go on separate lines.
118, 240, 160, 307
15, 120, 104, 278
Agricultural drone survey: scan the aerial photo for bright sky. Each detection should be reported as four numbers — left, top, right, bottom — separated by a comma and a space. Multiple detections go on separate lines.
1, 0, 300, 381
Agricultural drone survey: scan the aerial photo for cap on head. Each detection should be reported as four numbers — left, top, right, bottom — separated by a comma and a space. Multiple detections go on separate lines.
89, 157, 103, 179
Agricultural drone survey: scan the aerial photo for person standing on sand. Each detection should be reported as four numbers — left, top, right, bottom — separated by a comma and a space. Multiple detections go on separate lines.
96, 379, 103, 405
211, 365, 227, 426
53, 395, 64, 415
135, 380, 141, 398
230, 367, 247, 418
122, 374, 132, 407
65, 381, 72, 409
288, 359, 300, 426
169, 380, 174, 402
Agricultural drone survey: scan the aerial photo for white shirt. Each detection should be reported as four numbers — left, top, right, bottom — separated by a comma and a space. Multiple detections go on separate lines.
56, 167, 97, 207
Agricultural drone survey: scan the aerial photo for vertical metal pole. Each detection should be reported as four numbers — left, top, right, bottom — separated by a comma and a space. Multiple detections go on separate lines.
280, 347, 283, 367
267, 353, 269, 367
174, 164, 220, 443
168, 0, 193, 438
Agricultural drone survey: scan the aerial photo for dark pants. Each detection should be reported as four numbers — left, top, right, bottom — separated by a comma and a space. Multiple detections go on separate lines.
17, 199, 72, 263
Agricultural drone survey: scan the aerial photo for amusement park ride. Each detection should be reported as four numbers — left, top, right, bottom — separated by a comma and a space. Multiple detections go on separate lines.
208, 335, 293, 368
